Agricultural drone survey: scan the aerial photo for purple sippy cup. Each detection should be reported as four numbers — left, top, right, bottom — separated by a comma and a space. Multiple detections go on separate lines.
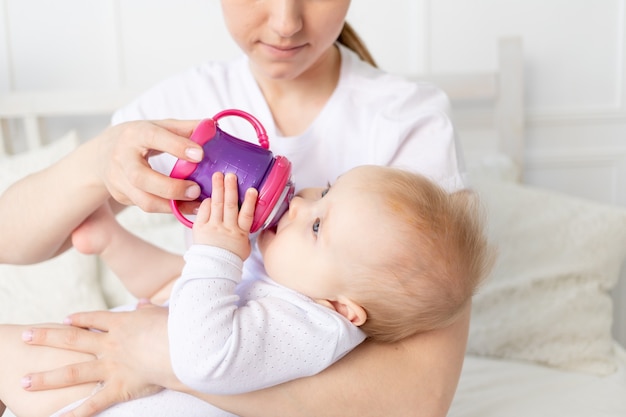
169, 109, 294, 233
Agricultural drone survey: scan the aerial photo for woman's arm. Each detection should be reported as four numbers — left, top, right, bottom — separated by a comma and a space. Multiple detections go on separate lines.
22, 304, 470, 417
204, 304, 470, 417
0, 119, 203, 265
0, 139, 110, 264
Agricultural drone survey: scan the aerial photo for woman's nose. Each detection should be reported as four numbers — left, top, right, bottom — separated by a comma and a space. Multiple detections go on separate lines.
268, 0, 303, 38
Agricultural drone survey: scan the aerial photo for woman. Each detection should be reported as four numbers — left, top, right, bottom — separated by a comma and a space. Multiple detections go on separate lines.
0, 1, 469, 416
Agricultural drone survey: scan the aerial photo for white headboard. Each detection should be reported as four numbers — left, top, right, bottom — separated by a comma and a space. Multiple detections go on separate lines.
0, 89, 138, 155
416, 36, 525, 181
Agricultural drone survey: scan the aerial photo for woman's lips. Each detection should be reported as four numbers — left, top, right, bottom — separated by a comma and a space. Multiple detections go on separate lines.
260, 42, 306, 58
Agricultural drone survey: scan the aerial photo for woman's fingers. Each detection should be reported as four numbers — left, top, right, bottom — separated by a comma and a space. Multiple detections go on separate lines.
24, 325, 103, 354
19, 308, 169, 417
24, 360, 105, 391
97, 119, 204, 212
135, 119, 202, 161
64, 310, 118, 333
150, 119, 201, 158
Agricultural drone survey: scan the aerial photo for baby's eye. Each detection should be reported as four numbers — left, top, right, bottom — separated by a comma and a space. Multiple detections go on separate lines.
312, 218, 321, 235
321, 182, 331, 198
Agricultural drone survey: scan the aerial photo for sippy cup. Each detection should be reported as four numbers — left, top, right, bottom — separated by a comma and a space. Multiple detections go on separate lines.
169, 109, 294, 233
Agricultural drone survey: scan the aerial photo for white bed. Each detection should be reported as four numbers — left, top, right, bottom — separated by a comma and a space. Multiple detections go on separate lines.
1, 37, 626, 417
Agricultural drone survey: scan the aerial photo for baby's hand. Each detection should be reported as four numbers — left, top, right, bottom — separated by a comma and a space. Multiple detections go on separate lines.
192, 172, 258, 260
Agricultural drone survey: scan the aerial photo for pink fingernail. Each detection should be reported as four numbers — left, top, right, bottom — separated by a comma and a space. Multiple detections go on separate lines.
63, 316, 72, 325
21, 376, 31, 389
185, 185, 201, 199
21, 330, 33, 342
185, 147, 203, 162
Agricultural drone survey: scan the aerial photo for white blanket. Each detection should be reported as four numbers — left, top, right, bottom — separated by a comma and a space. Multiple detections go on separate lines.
450, 345, 626, 417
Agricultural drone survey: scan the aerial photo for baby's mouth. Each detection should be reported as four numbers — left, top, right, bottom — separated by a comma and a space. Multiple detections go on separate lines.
260, 224, 278, 238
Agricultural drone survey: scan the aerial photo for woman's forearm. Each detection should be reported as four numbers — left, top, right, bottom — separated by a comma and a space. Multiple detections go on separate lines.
0, 138, 109, 264
0, 120, 204, 266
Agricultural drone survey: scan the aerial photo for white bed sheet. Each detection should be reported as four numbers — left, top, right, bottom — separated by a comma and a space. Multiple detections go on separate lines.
450, 344, 626, 417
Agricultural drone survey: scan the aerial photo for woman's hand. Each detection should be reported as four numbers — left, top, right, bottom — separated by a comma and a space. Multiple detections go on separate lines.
21, 305, 179, 417
94, 119, 204, 213
0, 119, 204, 264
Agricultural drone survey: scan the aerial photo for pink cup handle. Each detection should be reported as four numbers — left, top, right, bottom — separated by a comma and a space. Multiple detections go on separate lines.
212, 109, 269, 149
170, 200, 194, 228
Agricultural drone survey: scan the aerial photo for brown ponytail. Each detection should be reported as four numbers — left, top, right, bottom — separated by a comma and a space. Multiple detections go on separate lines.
337, 21, 377, 68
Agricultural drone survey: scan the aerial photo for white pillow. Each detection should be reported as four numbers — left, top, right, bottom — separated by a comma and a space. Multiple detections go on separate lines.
0, 131, 107, 324
0, 131, 79, 191
468, 178, 626, 375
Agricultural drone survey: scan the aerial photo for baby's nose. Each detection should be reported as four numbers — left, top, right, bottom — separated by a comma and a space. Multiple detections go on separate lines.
287, 196, 304, 219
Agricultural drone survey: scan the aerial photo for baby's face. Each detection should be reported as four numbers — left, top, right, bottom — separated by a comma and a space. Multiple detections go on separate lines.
257, 166, 396, 301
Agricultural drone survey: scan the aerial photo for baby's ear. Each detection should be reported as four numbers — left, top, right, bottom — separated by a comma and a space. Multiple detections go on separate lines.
324, 296, 367, 326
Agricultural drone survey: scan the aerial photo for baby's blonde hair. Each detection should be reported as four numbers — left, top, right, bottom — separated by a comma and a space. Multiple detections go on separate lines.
350, 167, 494, 343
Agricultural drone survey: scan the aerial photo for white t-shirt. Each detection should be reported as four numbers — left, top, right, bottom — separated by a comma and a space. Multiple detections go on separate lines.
113, 44, 465, 193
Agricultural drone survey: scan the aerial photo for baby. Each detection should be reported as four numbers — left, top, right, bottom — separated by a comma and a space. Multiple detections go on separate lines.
0, 165, 494, 417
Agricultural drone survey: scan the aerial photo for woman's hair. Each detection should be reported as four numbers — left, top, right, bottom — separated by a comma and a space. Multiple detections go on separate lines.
351, 167, 495, 343
337, 21, 377, 67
